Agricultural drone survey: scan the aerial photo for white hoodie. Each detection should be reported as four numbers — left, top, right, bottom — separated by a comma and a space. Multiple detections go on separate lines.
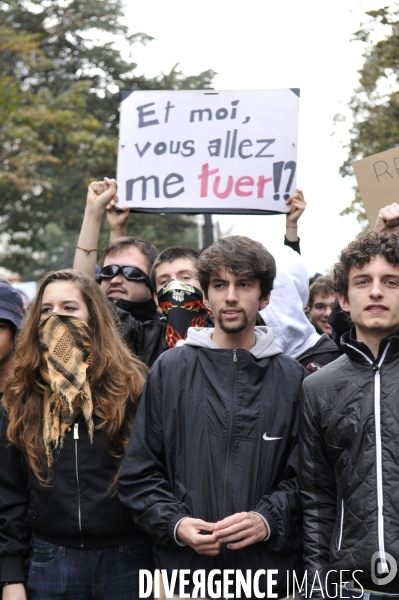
259, 244, 320, 358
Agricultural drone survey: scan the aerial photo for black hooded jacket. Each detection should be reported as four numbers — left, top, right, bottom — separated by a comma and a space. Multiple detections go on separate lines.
299, 329, 399, 594
119, 328, 307, 598
114, 304, 214, 368
296, 334, 341, 374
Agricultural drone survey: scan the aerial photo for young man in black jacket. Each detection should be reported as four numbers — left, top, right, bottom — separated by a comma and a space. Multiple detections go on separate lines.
300, 231, 399, 598
119, 236, 307, 599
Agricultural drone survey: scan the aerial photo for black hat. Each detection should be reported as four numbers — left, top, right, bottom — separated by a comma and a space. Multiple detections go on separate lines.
0, 284, 24, 329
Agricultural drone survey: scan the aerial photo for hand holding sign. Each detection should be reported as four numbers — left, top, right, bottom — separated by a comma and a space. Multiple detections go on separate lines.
285, 189, 306, 243
352, 147, 399, 228
117, 89, 299, 215
106, 199, 130, 240
286, 189, 306, 224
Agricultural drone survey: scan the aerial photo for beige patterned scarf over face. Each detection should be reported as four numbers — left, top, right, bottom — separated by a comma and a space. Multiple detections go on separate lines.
39, 314, 93, 465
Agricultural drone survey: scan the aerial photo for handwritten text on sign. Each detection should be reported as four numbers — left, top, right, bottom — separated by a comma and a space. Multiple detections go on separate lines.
352, 146, 399, 228
117, 90, 300, 214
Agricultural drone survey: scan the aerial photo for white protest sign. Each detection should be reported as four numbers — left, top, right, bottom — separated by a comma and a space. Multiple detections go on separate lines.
117, 89, 299, 214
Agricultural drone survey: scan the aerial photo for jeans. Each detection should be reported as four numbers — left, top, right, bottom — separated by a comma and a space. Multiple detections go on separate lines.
28, 534, 154, 600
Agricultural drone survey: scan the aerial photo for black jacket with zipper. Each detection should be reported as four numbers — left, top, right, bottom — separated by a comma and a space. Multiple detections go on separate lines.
299, 329, 399, 594
0, 409, 150, 583
118, 330, 307, 597
115, 305, 215, 368
296, 333, 341, 374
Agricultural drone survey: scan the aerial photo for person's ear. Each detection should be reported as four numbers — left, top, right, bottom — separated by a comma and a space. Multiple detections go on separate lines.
203, 294, 210, 310
259, 293, 270, 310
338, 292, 350, 313
153, 291, 159, 306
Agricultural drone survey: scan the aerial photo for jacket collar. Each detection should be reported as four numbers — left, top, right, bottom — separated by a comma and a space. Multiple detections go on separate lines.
341, 328, 399, 365
180, 326, 282, 359
112, 297, 159, 323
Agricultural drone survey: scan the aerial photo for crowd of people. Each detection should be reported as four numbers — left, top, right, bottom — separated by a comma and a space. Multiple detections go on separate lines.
0, 180, 399, 600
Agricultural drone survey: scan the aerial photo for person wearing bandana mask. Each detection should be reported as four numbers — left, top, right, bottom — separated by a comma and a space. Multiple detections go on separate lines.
158, 281, 210, 348
74, 179, 213, 366
115, 246, 213, 363
152, 247, 213, 348
0, 270, 153, 600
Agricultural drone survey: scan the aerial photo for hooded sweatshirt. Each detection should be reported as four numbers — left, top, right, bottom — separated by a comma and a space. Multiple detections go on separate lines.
260, 244, 320, 358
181, 325, 282, 359
119, 321, 306, 598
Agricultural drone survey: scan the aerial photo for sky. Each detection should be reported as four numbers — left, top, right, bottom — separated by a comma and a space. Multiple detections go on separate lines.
121, 0, 389, 276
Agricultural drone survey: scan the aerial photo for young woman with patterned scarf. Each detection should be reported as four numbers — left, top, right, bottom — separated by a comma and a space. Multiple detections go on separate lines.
0, 269, 153, 600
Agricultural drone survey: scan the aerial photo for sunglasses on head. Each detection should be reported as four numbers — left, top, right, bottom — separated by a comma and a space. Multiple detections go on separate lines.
100, 265, 153, 290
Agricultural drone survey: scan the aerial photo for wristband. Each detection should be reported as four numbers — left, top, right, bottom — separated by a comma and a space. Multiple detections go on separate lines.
76, 245, 97, 255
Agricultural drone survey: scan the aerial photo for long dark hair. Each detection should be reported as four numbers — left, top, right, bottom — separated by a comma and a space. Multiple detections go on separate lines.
3, 269, 146, 485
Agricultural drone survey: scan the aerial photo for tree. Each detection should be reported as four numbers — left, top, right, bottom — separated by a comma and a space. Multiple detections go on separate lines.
340, 5, 399, 227
0, 0, 215, 279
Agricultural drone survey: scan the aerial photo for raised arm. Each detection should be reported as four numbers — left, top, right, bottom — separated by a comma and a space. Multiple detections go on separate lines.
374, 203, 399, 235
284, 189, 306, 254
73, 177, 117, 278
106, 200, 130, 241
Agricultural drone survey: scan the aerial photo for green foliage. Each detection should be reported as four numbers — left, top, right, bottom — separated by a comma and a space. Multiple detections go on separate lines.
0, 0, 215, 279
341, 6, 399, 226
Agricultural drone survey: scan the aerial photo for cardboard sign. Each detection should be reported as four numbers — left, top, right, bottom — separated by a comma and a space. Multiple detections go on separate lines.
117, 89, 299, 214
352, 147, 399, 228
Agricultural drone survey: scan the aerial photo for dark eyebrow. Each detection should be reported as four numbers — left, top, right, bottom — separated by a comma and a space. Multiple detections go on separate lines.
353, 273, 399, 278
176, 269, 197, 276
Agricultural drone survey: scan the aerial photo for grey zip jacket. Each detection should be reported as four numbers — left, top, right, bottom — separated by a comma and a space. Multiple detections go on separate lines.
299, 329, 399, 594
119, 326, 307, 597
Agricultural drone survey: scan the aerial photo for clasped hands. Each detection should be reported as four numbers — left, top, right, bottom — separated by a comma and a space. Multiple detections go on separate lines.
176, 512, 267, 556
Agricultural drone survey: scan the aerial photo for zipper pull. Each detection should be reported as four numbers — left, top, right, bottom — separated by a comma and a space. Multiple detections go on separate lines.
74, 423, 79, 440
233, 349, 237, 362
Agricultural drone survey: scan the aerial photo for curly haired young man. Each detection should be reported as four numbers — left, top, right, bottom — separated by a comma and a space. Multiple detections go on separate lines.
300, 231, 399, 598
